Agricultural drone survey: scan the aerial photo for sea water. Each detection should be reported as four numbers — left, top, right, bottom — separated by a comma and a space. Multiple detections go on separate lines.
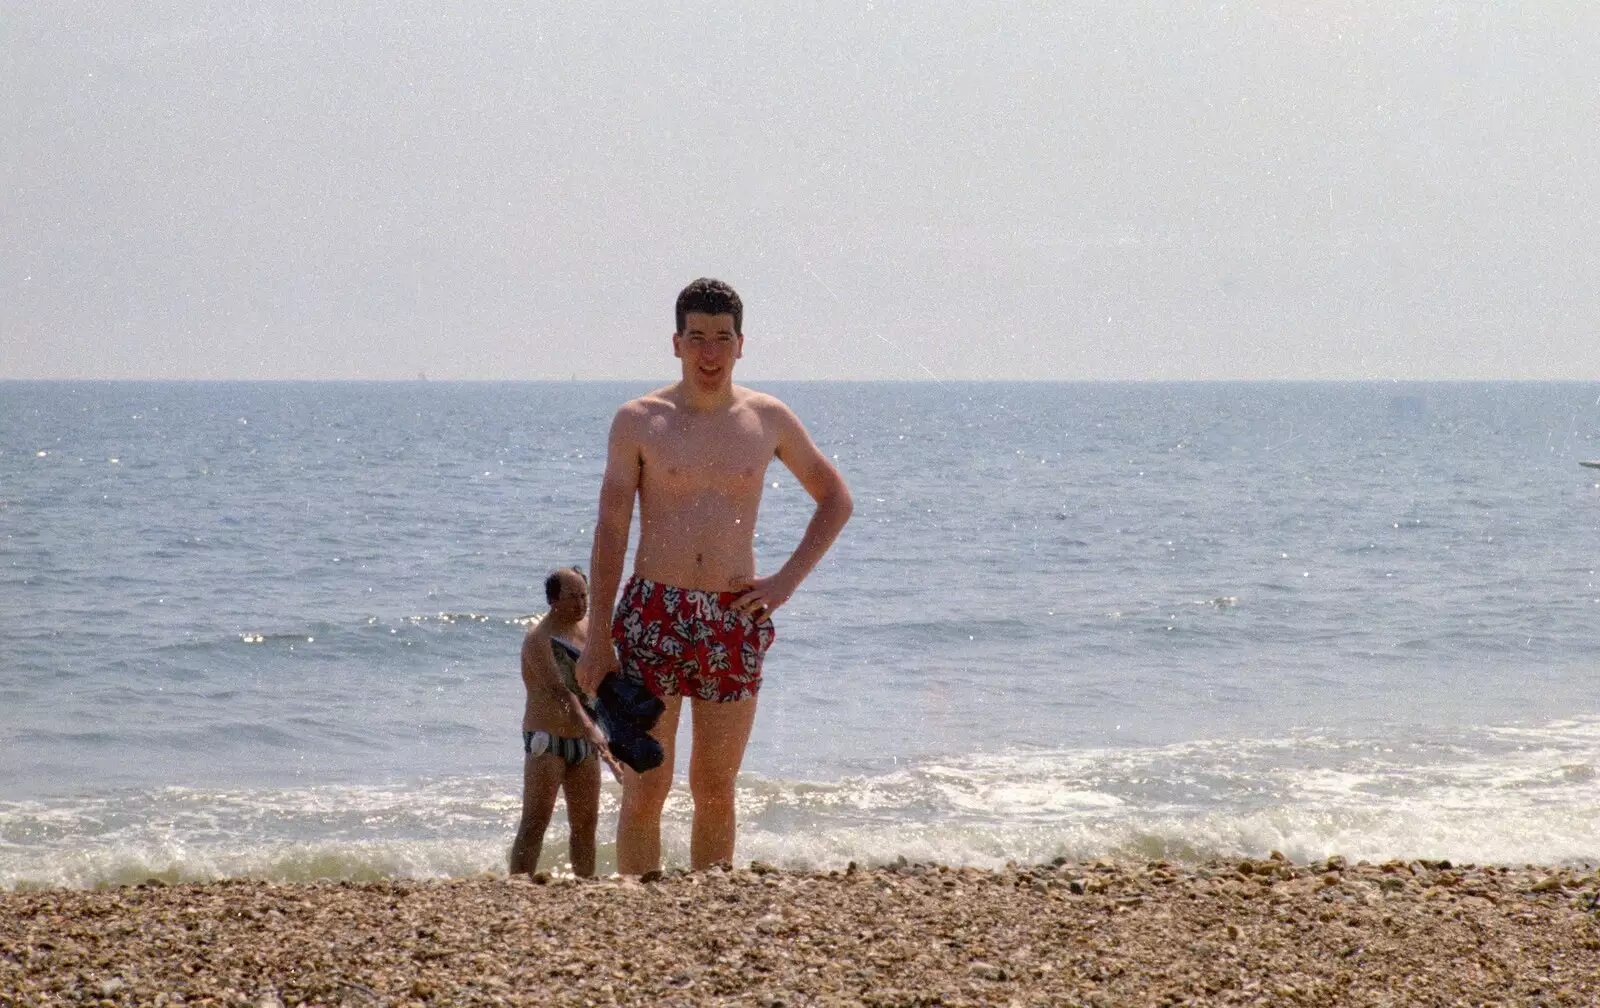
2, 380, 1598, 887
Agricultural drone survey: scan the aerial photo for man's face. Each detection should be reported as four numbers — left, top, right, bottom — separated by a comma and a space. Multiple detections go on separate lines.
552, 571, 588, 620
673, 312, 743, 391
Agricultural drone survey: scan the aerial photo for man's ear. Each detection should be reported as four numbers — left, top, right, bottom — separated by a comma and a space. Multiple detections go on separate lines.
672, 331, 683, 358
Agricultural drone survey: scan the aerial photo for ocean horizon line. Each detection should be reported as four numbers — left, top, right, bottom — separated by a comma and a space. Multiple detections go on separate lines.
4, 376, 1598, 387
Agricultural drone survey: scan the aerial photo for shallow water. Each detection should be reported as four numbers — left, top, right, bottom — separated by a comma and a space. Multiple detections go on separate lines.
3, 380, 1599, 885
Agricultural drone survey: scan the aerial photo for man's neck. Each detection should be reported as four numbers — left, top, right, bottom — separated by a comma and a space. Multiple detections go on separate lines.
676, 381, 735, 412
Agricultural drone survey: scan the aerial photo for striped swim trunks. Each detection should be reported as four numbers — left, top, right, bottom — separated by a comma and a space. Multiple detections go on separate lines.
522, 730, 595, 766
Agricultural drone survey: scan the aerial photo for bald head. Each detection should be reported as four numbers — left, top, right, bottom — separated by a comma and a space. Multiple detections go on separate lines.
544, 567, 588, 615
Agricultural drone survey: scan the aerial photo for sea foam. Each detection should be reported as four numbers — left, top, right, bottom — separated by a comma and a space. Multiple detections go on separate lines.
5, 720, 1596, 889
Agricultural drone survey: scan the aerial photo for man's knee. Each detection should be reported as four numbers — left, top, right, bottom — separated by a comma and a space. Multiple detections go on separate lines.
519, 805, 558, 832
687, 770, 738, 812
518, 785, 558, 823
567, 801, 599, 832
622, 770, 673, 813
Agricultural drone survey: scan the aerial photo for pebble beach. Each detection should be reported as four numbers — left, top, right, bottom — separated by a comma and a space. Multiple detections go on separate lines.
4, 856, 1599, 1007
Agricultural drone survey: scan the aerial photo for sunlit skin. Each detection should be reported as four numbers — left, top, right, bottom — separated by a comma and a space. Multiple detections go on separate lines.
576, 310, 853, 874
509, 569, 599, 877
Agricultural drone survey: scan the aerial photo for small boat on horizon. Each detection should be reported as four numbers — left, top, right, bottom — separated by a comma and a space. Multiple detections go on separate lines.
1581, 460, 1600, 469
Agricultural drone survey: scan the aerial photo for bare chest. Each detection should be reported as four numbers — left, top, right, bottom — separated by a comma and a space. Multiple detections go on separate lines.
640, 413, 776, 497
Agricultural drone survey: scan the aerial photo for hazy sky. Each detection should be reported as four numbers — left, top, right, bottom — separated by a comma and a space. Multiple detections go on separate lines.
5, 1, 1597, 381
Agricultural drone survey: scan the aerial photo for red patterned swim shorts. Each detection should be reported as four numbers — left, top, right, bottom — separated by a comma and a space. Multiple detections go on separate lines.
611, 576, 776, 703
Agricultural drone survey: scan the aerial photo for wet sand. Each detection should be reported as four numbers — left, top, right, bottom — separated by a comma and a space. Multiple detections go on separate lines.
4, 856, 1599, 1006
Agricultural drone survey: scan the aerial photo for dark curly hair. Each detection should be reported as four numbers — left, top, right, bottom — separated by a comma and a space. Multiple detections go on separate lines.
675, 278, 743, 335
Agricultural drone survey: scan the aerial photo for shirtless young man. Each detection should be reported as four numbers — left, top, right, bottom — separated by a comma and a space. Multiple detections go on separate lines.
575, 278, 852, 874
509, 567, 601, 877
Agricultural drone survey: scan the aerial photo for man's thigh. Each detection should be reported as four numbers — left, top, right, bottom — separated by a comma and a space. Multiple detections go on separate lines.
688, 696, 759, 787
562, 758, 602, 825
521, 753, 567, 818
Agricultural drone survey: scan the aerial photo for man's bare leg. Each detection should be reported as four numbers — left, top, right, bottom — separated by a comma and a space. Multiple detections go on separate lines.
508, 753, 565, 875
562, 758, 602, 878
616, 695, 682, 875
687, 696, 759, 871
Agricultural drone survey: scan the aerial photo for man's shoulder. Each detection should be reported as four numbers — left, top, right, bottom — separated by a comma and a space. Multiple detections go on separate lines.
523, 617, 552, 647
732, 385, 796, 417
732, 386, 805, 432
613, 387, 678, 430
618, 385, 677, 413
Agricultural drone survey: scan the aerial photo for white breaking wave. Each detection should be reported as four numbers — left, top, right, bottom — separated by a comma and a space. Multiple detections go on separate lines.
4, 719, 1597, 888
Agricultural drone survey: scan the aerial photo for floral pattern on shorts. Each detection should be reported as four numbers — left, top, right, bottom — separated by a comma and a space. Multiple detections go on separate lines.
612, 576, 775, 702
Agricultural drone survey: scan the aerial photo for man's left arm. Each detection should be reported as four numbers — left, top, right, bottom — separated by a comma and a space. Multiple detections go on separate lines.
729, 404, 853, 616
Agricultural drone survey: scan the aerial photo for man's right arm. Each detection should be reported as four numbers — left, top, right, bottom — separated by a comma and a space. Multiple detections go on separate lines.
576, 406, 642, 692
521, 628, 565, 698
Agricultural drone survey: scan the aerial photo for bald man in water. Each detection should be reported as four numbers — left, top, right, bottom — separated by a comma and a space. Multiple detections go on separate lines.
509, 567, 600, 877
575, 278, 852, 875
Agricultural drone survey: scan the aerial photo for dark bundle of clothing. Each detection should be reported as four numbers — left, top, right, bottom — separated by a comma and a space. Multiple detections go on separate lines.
591, 673, 665, 773
549, 638, 664, 774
